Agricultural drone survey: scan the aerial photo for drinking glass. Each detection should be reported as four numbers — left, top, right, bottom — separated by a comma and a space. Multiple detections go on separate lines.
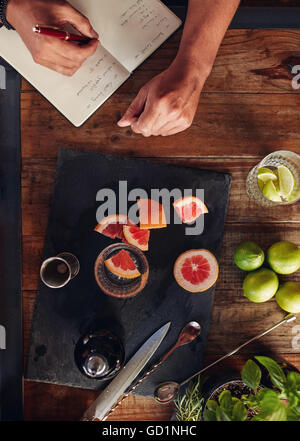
246, 150, 300, 207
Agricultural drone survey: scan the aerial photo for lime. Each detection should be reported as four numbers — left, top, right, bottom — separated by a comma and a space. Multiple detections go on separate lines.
277, 165, 295, 199
257, 167, 278, 183
258, 178, 264, 191
243, 268, 279, 303
262, 180, 281, 202
234, 241, 265, 271
267, 241, 300, 275
275, 282, 300, 313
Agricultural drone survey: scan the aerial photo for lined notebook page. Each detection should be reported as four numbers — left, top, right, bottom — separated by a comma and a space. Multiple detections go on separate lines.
71, 0, 182, 72
0, 30, 129, 126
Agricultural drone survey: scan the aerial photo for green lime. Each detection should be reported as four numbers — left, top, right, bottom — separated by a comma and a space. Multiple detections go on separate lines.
243, 268, 279, 303
267, 241, 300, 275
234, 241, 265, 271
258, 178, 264, 191
257, 167, 278, 183
262, 180, 281, 202
277, 165, 295, 199
275, 282, 300, 313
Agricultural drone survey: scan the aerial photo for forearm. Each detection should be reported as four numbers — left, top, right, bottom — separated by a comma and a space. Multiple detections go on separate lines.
175, 0, 240, 78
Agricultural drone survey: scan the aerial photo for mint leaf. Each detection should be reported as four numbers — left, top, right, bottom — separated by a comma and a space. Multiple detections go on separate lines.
206, 400, 218, 412
251, 390, 286, 421
242, 359, 261, 392
232, 401, 248, 421
216, 406, 232, 421
203, 407, 217, 421
219, 390, 233, 413
255, 356, 286, 390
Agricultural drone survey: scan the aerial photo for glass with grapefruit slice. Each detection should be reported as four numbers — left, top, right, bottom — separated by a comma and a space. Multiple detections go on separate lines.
94, 243, 149, 298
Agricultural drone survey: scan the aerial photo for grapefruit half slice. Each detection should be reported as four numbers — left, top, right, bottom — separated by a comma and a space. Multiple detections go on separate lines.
174, 249, 218, 292
94, 214, 133, 240
104, 249, 141, 279
138, 198, 167, 229
173, 196, 208, 224
123, 225, 150, 251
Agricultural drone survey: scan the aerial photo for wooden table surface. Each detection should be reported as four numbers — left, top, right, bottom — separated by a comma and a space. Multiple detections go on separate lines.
22, 5, 300, 420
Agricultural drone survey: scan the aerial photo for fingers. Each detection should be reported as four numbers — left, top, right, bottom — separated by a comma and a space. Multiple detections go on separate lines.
33, 36, 99, 75
53, 37, 99, 64
36, 58, 78, 76
117, 87, 148, 127
60, 3, 99, 39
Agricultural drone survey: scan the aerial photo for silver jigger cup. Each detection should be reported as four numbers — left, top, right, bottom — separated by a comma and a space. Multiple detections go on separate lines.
40, 252, 80, 288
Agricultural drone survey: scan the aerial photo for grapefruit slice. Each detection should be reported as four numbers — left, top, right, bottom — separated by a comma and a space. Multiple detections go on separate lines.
104, 249, 141, 279
173, 196, 208, 224
138, 198, 167, 229
174, 249, 219, 293
94, 214, 133, 240
123, 225, 150, 251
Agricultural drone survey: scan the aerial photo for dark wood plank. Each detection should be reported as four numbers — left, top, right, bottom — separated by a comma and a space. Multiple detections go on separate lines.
20, 91, 300, 159
21, 30, 300, 94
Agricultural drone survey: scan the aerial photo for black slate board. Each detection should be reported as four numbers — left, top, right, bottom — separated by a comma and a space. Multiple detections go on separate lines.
25, 148, 231, 397
0, 58, 23, 420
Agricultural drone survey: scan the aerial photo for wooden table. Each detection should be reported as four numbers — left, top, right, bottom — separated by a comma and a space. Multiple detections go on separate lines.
22, 12, 300, 420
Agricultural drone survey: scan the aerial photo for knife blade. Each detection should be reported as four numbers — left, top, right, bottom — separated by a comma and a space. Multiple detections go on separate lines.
81, 321, 171, 421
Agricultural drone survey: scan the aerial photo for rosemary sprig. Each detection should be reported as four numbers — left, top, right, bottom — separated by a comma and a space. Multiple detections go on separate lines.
175, 375, 206, 421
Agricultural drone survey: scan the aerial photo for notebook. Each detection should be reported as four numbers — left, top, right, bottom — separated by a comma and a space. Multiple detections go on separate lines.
0, 0, 181, 127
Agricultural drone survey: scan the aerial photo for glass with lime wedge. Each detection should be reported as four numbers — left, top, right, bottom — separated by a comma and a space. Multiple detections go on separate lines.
246, 151, 300, 206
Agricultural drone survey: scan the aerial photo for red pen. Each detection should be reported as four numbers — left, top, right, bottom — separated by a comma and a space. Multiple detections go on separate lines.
32, 25, 92, 44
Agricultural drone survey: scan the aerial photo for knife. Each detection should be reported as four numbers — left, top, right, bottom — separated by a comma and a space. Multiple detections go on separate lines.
81, 321, 171, 421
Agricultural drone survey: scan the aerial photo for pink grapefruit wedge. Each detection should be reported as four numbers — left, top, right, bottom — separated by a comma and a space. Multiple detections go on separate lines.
138, 198, 167, 229
173, 196, 208, 224
94, 214, 133, 240
123, 225, 150, 251
104, 249, 141, 279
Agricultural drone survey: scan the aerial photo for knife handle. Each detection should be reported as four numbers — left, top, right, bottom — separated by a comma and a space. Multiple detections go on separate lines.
102, 360, 163, 420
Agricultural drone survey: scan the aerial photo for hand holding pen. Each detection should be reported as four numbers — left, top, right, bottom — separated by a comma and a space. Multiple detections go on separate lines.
6, 0, 99, 76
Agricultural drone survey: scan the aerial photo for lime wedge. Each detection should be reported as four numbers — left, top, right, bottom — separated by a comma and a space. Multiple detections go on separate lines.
258, 178, 264, 191
257, 167, 278, 183
277, 165, 295, 199
262, 180, 282, 202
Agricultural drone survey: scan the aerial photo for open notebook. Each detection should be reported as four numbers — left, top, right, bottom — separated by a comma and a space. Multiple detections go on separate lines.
0, 0, 181, 126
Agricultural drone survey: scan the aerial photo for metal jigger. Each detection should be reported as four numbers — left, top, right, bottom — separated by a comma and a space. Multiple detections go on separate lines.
40, 252, 80, 288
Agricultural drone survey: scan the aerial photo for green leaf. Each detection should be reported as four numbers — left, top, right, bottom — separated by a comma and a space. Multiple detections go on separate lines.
219, 390, 233, 413
251, 390, 287, 421
255, 356, 286, 390
286, 407, 300, 421
216, 406, 232, 421
232, 401, 248, 421
206, 400, 218, 412
242, 359, 261, 392
203, 407, 217, 421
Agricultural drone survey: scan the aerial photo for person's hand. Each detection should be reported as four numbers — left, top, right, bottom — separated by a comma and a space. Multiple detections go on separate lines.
6, 0, 99, 76
117, 58, 207, 137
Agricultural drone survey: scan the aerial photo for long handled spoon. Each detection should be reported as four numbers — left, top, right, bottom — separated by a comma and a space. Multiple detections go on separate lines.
154, 314, 296, 404
102, 321, 201, 420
